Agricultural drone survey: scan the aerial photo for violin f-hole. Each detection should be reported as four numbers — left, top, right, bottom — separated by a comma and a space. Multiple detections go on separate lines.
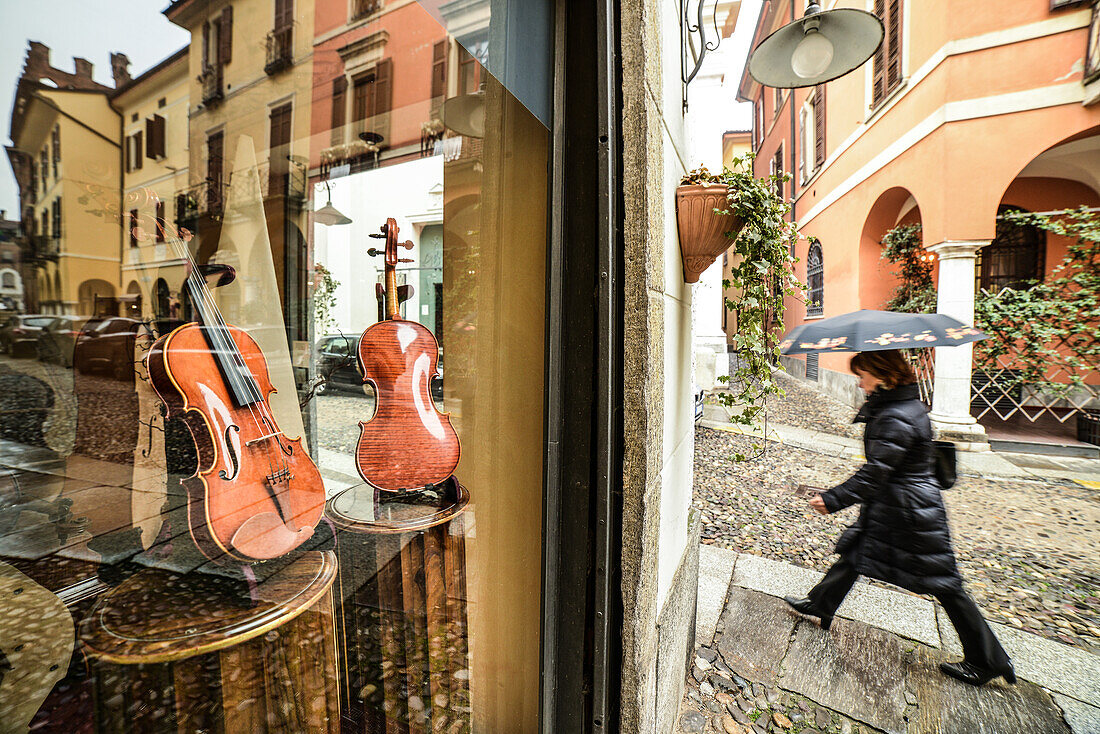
218, 424, 241, 480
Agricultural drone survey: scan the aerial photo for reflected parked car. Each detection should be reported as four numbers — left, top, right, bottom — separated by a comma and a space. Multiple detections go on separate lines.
73, 317, 145, 380
315, 333, 364, 394
316, 332, 444, 402
36, 316, 92, 368
0, 314, 57, 358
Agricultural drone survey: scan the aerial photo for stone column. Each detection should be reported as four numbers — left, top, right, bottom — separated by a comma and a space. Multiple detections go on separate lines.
927, 240, 989, 448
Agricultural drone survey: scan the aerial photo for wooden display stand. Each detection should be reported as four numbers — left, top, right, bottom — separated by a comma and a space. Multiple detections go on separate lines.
79, 550, 340, 733
325, 478, 470, 734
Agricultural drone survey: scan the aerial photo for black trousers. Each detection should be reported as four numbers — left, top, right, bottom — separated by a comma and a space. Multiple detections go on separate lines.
806, 557, 1011, 670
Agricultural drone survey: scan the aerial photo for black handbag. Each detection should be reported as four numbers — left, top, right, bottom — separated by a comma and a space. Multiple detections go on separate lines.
933, 440, 957, 489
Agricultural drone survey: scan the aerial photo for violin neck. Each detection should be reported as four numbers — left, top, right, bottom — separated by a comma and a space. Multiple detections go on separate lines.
187, 273, 264, 408
385, 263, 398, 320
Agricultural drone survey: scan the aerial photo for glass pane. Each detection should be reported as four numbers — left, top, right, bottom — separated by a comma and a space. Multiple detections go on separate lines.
0, 1, 551, 731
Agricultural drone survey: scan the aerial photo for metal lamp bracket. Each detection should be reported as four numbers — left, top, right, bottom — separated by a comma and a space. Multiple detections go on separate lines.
680, 0, 722, 112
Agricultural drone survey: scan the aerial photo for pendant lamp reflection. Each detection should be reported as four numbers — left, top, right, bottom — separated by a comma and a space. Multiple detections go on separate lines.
748, 1, 884, 89
315, 182, 352, 226
440, 91, 485, 139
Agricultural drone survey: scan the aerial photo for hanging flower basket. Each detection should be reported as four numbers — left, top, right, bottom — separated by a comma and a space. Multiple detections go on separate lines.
675, 184, 745, 283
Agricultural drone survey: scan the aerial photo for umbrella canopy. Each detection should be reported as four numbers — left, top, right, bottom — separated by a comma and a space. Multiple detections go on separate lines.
779, 310, 986, 355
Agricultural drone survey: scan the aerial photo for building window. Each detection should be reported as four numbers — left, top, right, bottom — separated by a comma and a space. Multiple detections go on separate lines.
754, 99, 764, 151
352, 0, 382, 20
206, 130, 224, 214
51, 198, 61, 238
351, 59, 392, 137
770, 144, 784, 199
872, 0, 903, 108
40, 148, 49, 188
977, 206, 1045, 292
1, 273, 14, 289
458, 45, 479, 96
126, 131, 144, 172
798, 85, 827, 182
806, 242, 823, 317
51, 125, 60, 177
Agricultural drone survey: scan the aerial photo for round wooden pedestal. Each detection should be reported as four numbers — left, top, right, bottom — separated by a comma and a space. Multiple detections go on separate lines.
325, 479, 470, 734
79, 550, 339, 733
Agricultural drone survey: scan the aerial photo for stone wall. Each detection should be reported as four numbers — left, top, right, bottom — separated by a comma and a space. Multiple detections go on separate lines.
620, 0, 701, 730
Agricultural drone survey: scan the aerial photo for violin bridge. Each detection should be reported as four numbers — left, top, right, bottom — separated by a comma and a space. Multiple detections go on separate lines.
265, 468, 293, 485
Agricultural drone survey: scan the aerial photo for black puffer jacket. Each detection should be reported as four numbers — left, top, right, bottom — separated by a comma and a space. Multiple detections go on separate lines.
821, 383, 963, 595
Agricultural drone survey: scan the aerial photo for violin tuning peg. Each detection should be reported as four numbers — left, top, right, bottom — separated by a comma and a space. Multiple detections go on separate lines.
399, 240, 414, 250
367, 247, 383, 257
368, 233, 385, 239
398, 258, 414, 263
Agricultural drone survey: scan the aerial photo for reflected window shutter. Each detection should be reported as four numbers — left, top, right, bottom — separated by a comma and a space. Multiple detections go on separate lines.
125, 135, 132, 172
202, 22, 210, 68
145, 118, 155, 158
431, 41, 447, 100
156, 114, 166, 158
814, 85, 826, 167
220, 6, 233, 65
331, 76, 347, 145
135, 131, 143, 169
375, 58, 393, 114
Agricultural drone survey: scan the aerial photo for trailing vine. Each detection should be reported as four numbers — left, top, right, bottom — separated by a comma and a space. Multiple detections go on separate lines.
879, 223, 936, 314
681, 153, 803, 460
312, 263, 341, 338
972, 207, 1100, 396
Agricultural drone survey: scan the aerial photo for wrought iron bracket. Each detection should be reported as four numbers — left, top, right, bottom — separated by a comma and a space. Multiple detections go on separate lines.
680, 0, 722, 112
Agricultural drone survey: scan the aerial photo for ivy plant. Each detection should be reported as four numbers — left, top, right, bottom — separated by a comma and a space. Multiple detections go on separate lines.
312, 263, 341, 338
681, 154, 803, 458
972, 207, 1100, 397
880, 223, 936, 314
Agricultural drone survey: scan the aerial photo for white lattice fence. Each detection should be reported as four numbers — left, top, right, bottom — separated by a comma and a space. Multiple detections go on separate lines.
971, 355, 1099, 423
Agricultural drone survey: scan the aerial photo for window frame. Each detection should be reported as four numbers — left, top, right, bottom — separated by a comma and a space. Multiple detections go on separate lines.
806, 241, 824, 318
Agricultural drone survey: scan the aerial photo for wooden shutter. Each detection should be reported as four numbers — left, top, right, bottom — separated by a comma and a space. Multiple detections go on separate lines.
431, 41, 447, 99
202, 22, 210, 68
125, 135, 132, 172
871, 0, 887, 106
274, 0, 292, 29
814, 85, 826, 167
134, 131, 143, 170
155, 200, 165, 242
269, 103, 292, 197
156, 114, 166, 158
374, 58, 393, 114
352, 73, 371, 122
219, 6, 233, 65
885, 0, 902, 92
331, 76, 346, 144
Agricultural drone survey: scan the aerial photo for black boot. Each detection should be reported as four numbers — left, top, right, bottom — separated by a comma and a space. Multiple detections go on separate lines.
939, 660, 1017, 686
783, 596, 833, 631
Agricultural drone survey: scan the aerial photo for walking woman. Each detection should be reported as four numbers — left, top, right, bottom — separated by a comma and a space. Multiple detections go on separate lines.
785, 350, 1016, 687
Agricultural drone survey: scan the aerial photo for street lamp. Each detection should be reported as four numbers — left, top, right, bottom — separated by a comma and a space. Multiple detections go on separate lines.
748, 1, 884, 89
314, 181, 352, 226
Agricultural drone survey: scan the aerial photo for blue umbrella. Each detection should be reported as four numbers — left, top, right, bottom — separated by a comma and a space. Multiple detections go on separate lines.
779, 309, 986, 354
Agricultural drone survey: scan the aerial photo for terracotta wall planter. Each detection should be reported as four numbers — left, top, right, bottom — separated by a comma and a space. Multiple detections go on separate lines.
675, 184, 744, 283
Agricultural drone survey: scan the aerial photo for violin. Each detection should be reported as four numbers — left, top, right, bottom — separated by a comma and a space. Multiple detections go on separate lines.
356, 218, 460, 491
146, 240, 325, 562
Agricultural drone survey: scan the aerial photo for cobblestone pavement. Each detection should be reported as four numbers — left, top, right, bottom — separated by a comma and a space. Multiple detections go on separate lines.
694, 416, 1100, 656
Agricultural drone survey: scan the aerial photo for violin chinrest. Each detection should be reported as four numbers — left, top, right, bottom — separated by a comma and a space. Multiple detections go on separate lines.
229, 511, 315, 561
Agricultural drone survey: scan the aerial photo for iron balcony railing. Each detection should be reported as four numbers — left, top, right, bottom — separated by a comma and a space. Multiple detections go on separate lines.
176, 180, 226, 222
199, 65, 223, 106
25, 235, 59, 262
351, 0, 383, 20
264, 26, 294, 75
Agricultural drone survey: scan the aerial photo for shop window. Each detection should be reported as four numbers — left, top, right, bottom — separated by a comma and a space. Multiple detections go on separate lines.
978, 206, 1045, 292
807, 241, 823, 317
872, 0, 903, 108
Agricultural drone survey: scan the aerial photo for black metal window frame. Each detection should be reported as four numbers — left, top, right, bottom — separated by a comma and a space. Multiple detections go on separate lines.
978, 205, 1045, 293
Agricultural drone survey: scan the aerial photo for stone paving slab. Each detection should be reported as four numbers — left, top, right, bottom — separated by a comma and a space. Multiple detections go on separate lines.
937, 607, 1100, 706
1052, 692, 1100, 734
779, 617, 909, 734
908, 645, 1071, 734
732, 553, 940, 646
715, 588, 795, 686
696, 544, 737, 646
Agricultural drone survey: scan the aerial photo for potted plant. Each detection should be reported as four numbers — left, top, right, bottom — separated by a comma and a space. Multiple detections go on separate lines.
676, 166, 745, 283
680, 156, 802, 458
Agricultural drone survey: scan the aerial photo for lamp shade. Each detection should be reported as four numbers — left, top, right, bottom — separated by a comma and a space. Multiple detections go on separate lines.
440, 92, 485, 139
748, 8, 884, 89
314, 202, 352, 226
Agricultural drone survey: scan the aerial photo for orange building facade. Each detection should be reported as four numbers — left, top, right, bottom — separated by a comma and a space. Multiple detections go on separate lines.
740, 0, 1100, 444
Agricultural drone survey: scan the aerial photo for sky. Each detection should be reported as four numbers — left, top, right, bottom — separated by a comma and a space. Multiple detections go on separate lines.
0, 0, 191, 217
